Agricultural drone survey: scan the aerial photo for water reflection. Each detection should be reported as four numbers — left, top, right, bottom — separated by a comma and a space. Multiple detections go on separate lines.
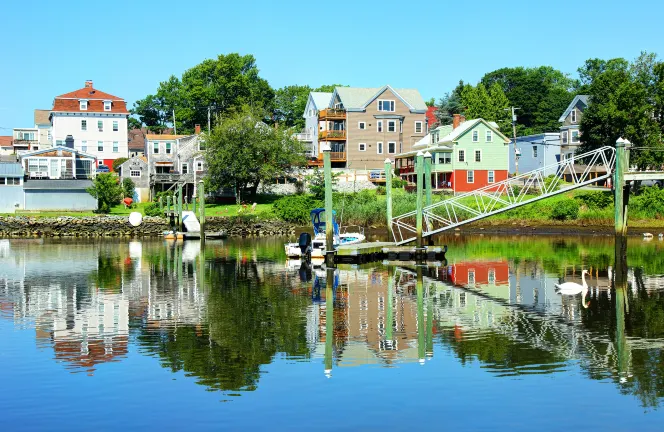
2, 236, 664, 408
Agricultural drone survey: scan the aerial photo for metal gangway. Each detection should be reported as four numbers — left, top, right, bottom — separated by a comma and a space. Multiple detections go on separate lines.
392, 146, 616, 245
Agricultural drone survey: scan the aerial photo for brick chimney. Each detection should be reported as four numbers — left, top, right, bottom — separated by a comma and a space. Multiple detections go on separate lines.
195, 124, 201, 135
85, 80, 93, 89
452, 114, 467, 130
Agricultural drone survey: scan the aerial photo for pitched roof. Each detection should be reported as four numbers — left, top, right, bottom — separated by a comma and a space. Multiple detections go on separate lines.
0, 162, 24, 177
333, 86, 426, 112
310, 92, 332, 110
34, 109, 51, 125
437, 118, 510, 144
0, 136, 12, 147
52, 83, 128, 114
128, 129, 146, 150
145, 134, 186, 141
558, 95, 589, 122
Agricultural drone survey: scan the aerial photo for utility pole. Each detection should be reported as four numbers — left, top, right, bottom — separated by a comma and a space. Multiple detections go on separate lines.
506, 107, 520, 175
207, 107, 211, 133
172, 109, 177, 135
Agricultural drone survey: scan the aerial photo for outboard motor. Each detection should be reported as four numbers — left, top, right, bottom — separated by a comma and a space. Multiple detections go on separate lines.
298, 232, 312, 260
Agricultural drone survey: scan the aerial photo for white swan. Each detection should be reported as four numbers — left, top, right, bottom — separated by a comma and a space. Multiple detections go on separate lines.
555, 269, 588, 295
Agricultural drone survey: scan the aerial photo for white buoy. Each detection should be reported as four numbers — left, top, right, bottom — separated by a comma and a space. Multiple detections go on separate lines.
129, 212, 143, 227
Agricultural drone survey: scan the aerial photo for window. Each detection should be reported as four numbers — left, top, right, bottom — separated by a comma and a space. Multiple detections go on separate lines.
467, 170, 474, 183
414, 121, 423, 134
377, 121, 383, 132
153, 142, 159, 154
358, 122, 366, 130
388, 121, 396, 132
196, 161, 204, 171
565, 153, 573, 160
198, 140, 206, 151
358, 143, 366, 151
486, 130, 493, 142
166, 142, 172, 154
561, 130, 568, 144
474, 150, 481, 162
98, 120, 103, 132
81, 120, 87, 131
97, 141, 103, 152
399, 120, 403, 133
130, 170, 141, 177
81, 141, 87, 152
377, 100, 395, 112
377, 142, 383, 154
458, 149, 465, 162
388, 142, 396, 154
571, 130, 580, 143
468, 270, 476, 285
80, 100, 87, 110
113, 141, 118, 153
1, 177, 21, 186
488, 170, 495, 183
571, 109, 577, 123
488, 269, 496, 284
532, 145, 538, 158
56, 140, 64, 146
47, 131, 52, 141
182, 164, 188, 174
113, 121, 118, 132
104, 101, 112, 111
472, 130, 479, 142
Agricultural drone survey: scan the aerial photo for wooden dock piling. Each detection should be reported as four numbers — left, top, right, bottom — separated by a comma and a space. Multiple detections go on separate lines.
385, 158, 393, 241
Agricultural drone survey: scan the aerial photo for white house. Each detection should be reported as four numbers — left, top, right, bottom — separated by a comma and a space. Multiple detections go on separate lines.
299, 92, 332, 160
50, 80, 129, 169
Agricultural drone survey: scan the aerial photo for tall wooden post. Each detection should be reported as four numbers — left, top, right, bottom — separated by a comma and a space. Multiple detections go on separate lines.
166, 195, 171, 213
416, 151, 424, 250
324, 267, 335, 377
177, 185, 183, 233
324, 150, 334, 266
424, 151, 432, 207
198, 181, 205, 245
385, 158, 393, 241
614, 138, 630, 236
159, 196, 163, 212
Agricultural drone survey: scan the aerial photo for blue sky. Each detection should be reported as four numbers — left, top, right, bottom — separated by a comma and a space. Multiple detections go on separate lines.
1, 0, 663, 130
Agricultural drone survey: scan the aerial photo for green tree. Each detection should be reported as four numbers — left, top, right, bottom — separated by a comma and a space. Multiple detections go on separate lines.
134, 53, 275, 134
122, 178, 136, 200
273, 85, 312, 129
579, 54, 663, 170
87, 173, 123, 213
314, 84, 346, 93
436, 88, 463, 125
204, 106, 306, 204
460, 82, 511, 130
128, 116, 142, 130
112, 157, 128, 172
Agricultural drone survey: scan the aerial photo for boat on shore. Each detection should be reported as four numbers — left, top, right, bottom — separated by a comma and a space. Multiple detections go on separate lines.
285, 208, 365, 259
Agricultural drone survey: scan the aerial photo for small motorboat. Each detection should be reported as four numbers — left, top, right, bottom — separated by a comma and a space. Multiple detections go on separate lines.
285, 208, 365, 259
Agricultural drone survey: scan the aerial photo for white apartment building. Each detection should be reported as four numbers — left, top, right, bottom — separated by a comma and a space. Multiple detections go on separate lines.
50, 80, 129, 168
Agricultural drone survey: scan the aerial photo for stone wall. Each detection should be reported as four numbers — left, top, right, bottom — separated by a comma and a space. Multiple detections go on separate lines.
0, 216, 295, 238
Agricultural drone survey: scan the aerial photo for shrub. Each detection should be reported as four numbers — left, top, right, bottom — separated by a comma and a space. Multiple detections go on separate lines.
630, 186, 664, 219
543, 175, 560, 192
575, 191, 612, 209
144, 202, 162, 217
376, 186, 386, 195
273, 195, 323, 224
122, 178, 136, 200
87, 173, 123, 213
391, 178, 407, 188
550, 199, 580, 221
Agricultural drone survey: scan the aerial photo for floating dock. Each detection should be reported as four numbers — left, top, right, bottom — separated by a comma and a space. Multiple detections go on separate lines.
334, 242, 446, 264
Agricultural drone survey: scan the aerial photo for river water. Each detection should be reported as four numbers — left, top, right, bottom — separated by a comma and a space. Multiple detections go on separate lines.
1, 235, 664, 430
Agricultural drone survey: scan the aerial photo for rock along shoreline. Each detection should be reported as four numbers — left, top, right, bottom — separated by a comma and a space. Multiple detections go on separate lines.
0, 216, 296, 238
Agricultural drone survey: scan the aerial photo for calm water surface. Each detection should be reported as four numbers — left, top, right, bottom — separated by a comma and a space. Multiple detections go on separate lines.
2, 235, 664, 430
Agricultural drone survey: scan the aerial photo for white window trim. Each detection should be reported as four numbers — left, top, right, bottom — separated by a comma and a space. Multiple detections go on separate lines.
388, 120, 396, 133
486, 130, 493, 142
377, 120, 383, 133
182, 163, 189, 174
104, 100, 112, 111
571, 109, 577, 123
196, 161, 204, 171
358, 121, 366, 130
130, 170, 141, 177
81, 119, 87, 131
98, 120, 103, 132
474, 149, 482, 163
377, 142, 384, 155
399, 120, 403, 133
387, 141, 396, 154
414, 121, 423, 134
79, 100, 88, 110
488, 170, 495, 183
571, 130, 580, 143
358, 143, 366, 152
113, 121, 119, 132
377, 99, 395, 112
458, 149, 465, 162
472, 130, 479, 142
467, 170, 474, 183
113, 142, 119, 153
561, 130, 568, 144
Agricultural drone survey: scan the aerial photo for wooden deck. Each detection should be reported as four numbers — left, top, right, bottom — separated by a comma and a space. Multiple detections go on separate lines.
335, 242, 446, 264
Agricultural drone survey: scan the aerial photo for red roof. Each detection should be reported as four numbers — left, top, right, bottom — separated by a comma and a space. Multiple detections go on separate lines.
0, 136, 12, 147
52, 83, 128, 114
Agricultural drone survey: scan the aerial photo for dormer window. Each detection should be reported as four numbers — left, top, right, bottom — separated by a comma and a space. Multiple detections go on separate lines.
80, 100, 88, 110
104, 100, 112, 111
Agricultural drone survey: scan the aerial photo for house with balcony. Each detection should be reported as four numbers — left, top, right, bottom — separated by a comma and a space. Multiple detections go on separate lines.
12, 127, 40, 153
311, 85, 428, 170
19, 145, 96, 180
50, 80, 129, 169
395, 115, 510, 193
300, 92, 332, 164
559, 95, 588, 160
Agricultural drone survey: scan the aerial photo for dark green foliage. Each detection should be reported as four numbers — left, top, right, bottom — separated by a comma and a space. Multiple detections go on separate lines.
375, 186, 386, 195
391, 178, 407, 188
575, 191, 613, 209
306, 168, 339, 200
122, 178, 136, 200
273, 85, 311, 130
272, 195, 323, 224
87, 173, 123, 213
144, 202, 162, 217
630, 187, 664, 219
112, 157, 128, 172
551, 199, 580, 221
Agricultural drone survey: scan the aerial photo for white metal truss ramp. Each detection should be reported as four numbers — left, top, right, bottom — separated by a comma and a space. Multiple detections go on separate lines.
392, 146, 616, 245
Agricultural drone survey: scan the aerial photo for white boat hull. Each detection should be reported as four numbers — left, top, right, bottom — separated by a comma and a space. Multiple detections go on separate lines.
285, 233, 365, 258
